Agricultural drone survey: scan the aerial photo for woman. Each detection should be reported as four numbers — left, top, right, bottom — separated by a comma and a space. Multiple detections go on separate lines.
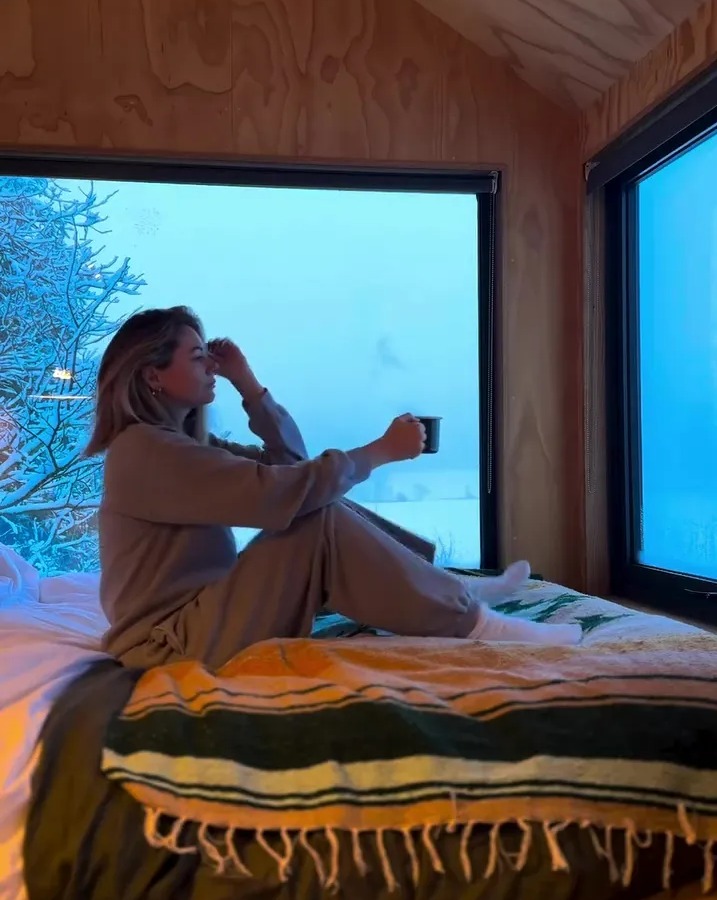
87, 306, 581, 669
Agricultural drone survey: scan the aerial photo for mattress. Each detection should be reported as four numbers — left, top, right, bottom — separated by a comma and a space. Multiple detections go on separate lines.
0, 542, 711, 900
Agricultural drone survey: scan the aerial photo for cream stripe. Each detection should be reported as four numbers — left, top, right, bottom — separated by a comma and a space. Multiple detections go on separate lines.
103, 750, 717, 808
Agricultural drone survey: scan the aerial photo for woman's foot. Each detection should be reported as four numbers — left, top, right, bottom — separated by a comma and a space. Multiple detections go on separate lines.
464, 561, 582, 645
469, 606, 583, 645
468, 560, 531, 604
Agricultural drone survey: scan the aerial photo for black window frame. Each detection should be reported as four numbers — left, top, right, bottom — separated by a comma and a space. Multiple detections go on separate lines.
594, 66, 717, 625
0, 150, 500, 570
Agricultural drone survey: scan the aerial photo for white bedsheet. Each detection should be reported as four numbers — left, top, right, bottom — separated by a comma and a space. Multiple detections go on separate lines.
0, 545, 109, 900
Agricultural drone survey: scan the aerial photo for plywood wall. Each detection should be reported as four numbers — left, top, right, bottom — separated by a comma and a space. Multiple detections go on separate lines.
582, 0, 717, 159
578, 0, 717, 594
0, 0, 584, 586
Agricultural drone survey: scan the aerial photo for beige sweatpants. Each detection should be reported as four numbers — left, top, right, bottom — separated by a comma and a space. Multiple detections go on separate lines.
119, 501, 481, 670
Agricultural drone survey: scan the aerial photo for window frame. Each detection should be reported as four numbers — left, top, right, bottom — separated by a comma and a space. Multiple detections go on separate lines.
0, 150, 500, 570
601, 93, 717, 625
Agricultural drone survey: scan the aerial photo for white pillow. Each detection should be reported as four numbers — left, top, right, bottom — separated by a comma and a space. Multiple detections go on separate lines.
0, 546, 40, 607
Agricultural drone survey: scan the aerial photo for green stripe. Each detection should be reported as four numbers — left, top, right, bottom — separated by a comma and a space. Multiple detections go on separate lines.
107, 699, 717, 772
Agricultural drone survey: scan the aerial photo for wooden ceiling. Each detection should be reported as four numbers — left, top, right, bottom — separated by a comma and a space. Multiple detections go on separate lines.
413, 0, 706, 107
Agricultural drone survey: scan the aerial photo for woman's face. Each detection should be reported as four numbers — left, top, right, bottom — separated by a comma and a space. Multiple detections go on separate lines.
148, 326, 218, 411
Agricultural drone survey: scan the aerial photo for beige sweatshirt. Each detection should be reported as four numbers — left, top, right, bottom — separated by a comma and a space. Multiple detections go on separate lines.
99, 390, 372, 657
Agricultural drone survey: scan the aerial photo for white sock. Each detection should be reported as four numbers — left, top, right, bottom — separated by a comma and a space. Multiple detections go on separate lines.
469, 605, 582, 645
468, 560, 531, 604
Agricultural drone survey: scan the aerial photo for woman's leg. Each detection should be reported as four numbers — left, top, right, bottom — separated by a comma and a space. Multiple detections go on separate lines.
161, 503, 577, 669
173, 502, 480, 667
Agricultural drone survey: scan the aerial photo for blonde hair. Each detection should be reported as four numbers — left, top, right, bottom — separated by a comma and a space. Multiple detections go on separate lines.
85, 306, 208, 456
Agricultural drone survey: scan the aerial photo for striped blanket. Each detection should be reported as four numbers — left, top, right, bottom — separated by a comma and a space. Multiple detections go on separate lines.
101, 630, 717, 892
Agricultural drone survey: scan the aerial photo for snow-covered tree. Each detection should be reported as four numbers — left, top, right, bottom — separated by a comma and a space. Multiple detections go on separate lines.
0, 177, 144, 574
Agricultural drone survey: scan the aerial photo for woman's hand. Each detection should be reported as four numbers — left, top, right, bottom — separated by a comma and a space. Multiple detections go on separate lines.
208, 338, 263, 401
207, 338, 247, 382
377, 414, 426, 463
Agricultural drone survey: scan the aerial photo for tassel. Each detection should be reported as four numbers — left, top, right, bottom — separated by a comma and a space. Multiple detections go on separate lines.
605, 826, 619, 883
622, 823, 636, 887
460, 821, 475, 882
197, 823, 228, 876
299, 830, 327, 887
257, 829, 293, 883
325, 827, 341, 893
677, 803, 697, 845
447, 789, 458, 832
351, 830, 369, 876
422, 824, 445, 874
703, 839, 715, 895
376, 829, 398, 893
662, 832, 674, 891
543, 822, 570, 873
225, 827, 253, 878
484, 823, 501, 878
402, 829, 421, 886
515, 820, 532, 872
165, 817, 196, 855
143, 808, 168, 850
279, 829, 296, 880
587, 825, 620, 884
499, 819, 529, 871
634, 830, 653, 849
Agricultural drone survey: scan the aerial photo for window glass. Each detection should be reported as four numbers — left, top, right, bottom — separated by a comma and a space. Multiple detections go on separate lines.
0, 176, 481, 574
636, 131, 717, 577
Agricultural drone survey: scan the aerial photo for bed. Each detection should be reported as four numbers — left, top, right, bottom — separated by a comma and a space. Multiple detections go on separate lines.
1, 544, 715, 900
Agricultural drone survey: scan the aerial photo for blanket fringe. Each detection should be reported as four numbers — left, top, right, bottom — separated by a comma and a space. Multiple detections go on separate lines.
325, 827, 340, 892
299, 829, 326, 886
256, 829, 294, 882
402, 828, 420, 886
622, 822, 636, 887
543, 821, 570, 872
459, 821, 475, 882
422, 824, 445, 875
140, 806, 717, 892
586, 822, 620, 883
376, 828, 398, 893
351, 828, 369, 876
704, 840, 715, 894
225, 827, 252, 878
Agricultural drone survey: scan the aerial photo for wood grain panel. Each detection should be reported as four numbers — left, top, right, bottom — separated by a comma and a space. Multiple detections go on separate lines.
0, 0, 33, 79
582, 0, 717, 157
578, 2, 717, 595
0, 0, 584, 586
583, 190, 610, 596
414, 0, 704, 109
439, 29, 584, 578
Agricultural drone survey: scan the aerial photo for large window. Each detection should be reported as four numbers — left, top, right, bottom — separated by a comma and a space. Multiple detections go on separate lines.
0, 157, 497, 576
596, 66, 717, 622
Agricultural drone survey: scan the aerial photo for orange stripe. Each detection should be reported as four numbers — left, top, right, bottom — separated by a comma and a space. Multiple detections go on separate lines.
122, 673, 717, 718
125, 782, 717, 840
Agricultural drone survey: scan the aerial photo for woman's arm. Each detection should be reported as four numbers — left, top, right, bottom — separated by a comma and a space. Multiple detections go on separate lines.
208, 338, 308, 464
104, 416, 424, 532
209, 390, 308, 464
105, 425, 381, 531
